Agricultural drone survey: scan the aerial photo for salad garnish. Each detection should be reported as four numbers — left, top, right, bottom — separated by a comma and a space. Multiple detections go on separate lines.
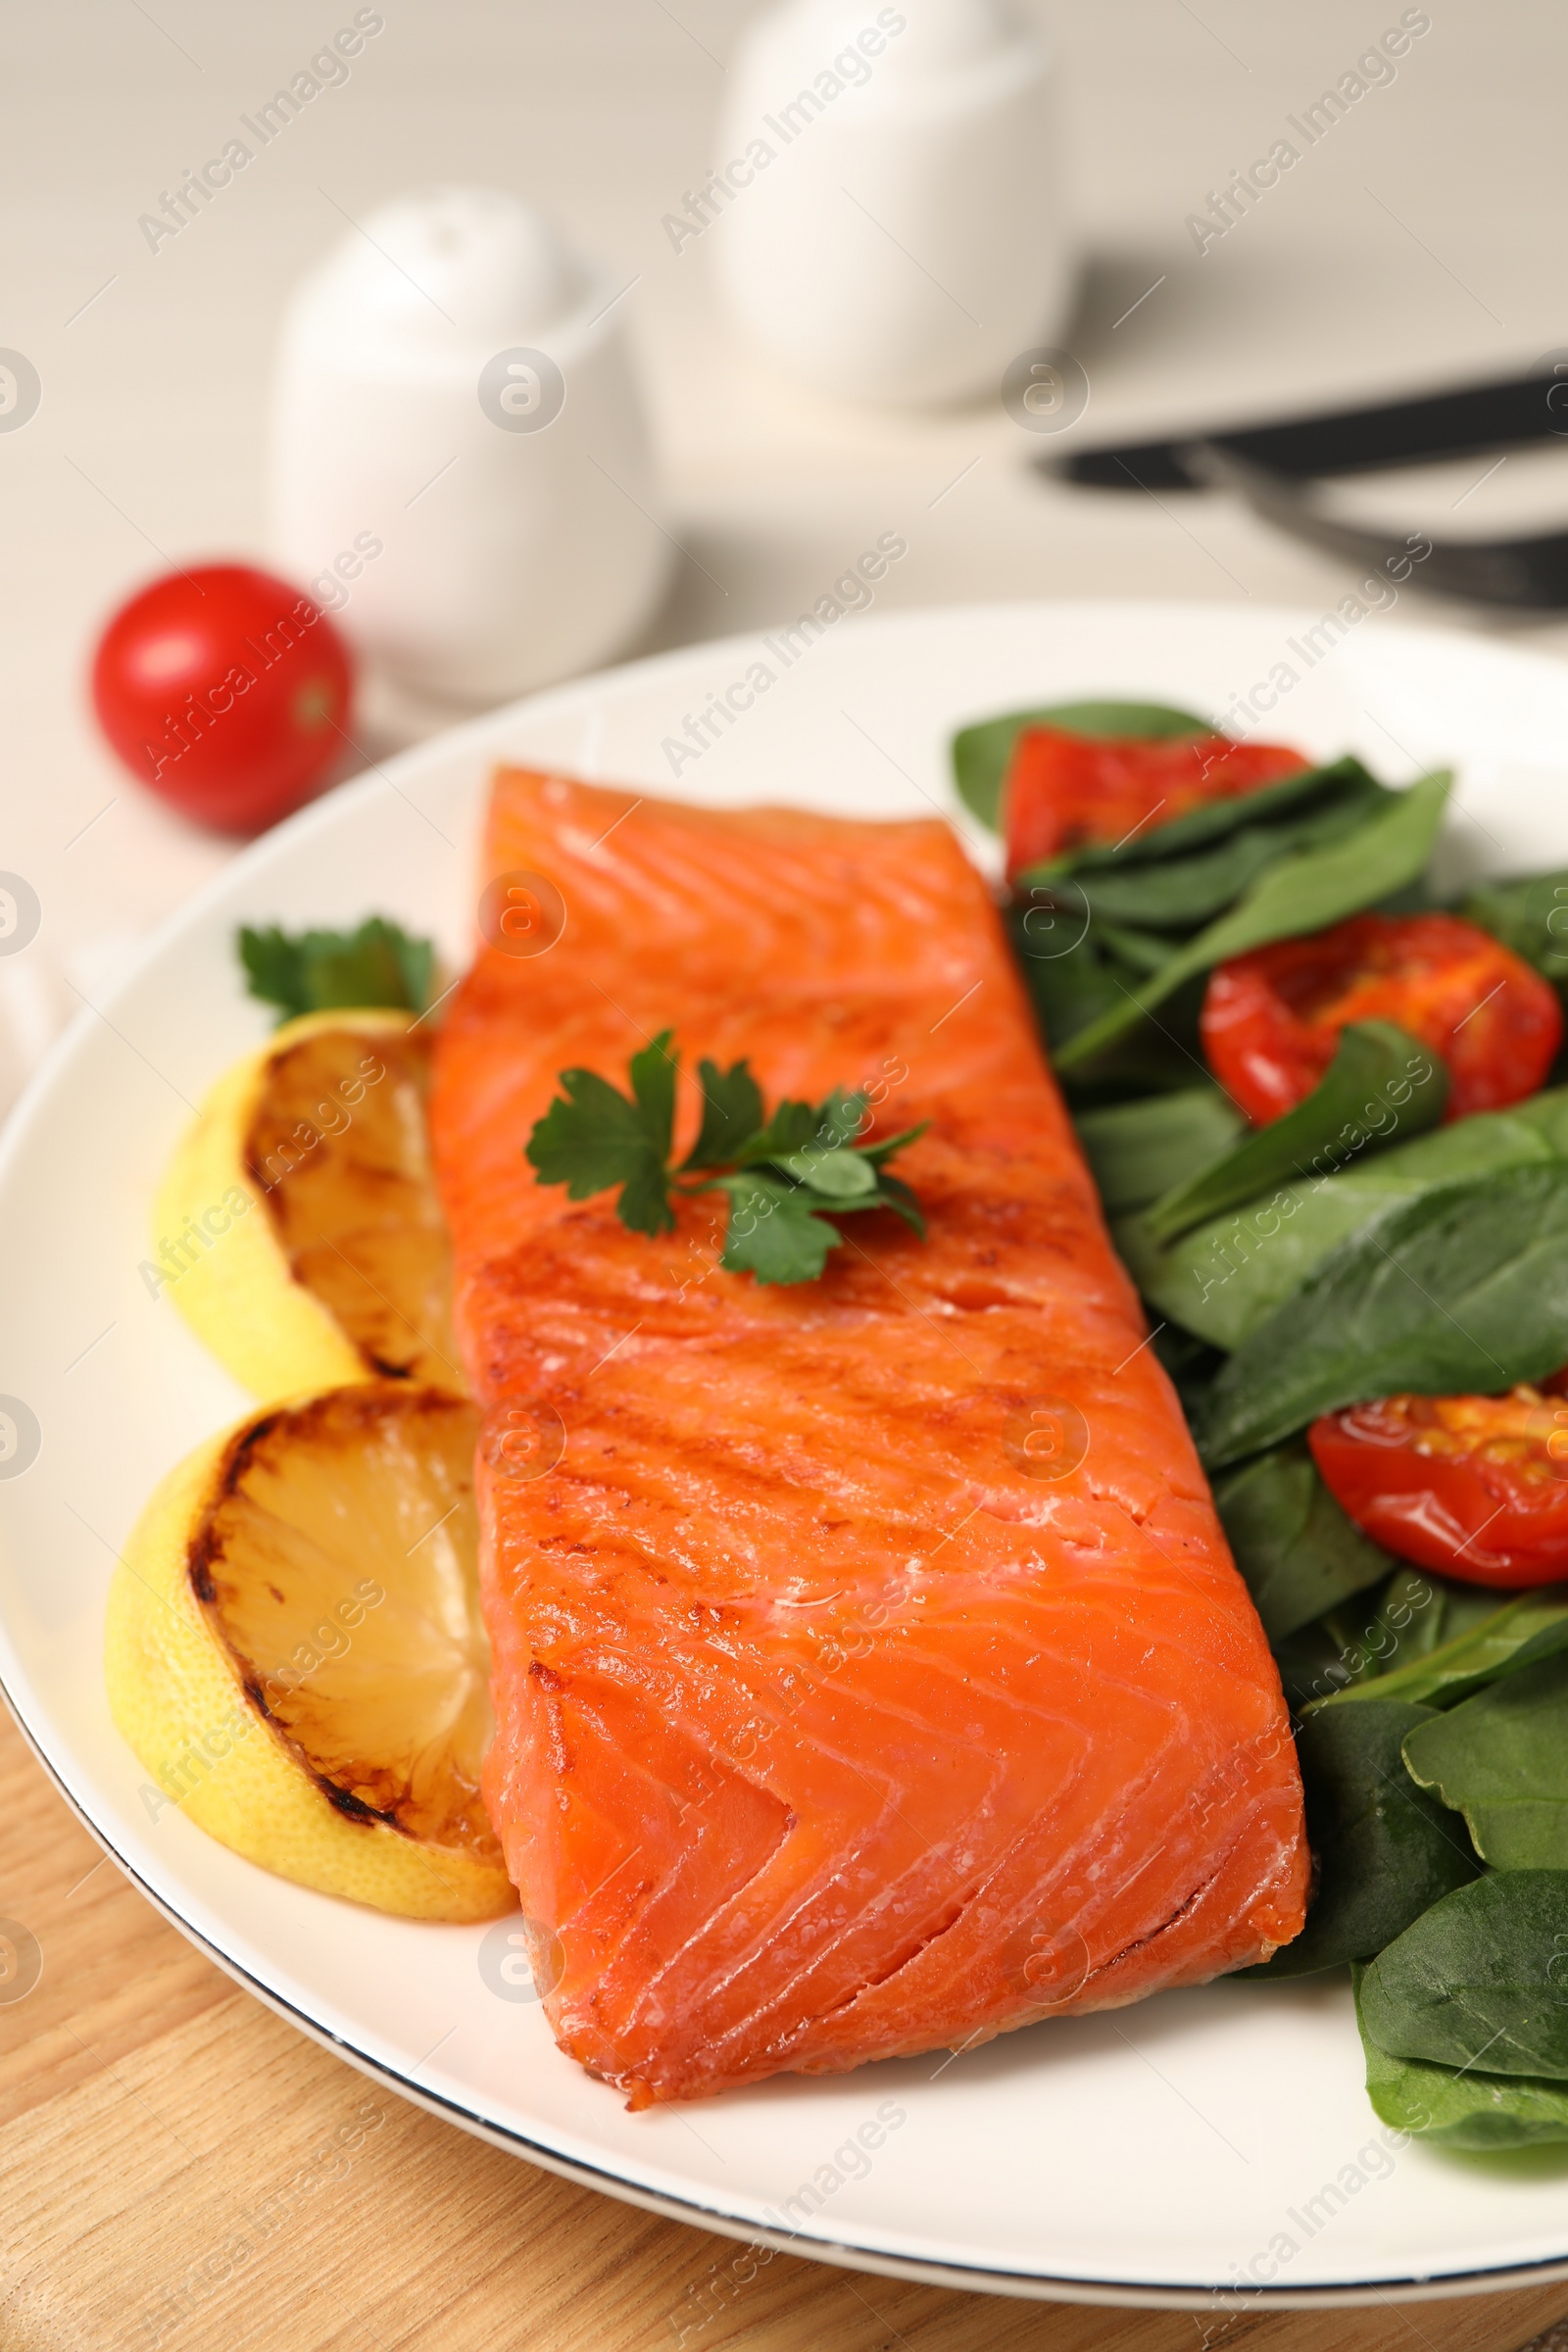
239, 917, 435, 1023
961, 692, 1568, 2150
525, 1033, 927, 1285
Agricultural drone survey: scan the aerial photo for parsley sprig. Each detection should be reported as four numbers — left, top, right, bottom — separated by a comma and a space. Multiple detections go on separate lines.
238, 918, 435, 1025
525, 1032, 927, 1285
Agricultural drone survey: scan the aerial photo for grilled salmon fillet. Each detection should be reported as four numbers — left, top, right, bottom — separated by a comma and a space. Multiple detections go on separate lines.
430, 768, 1307, 2105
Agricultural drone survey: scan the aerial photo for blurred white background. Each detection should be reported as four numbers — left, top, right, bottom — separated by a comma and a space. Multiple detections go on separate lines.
3, 0, 1563, 1016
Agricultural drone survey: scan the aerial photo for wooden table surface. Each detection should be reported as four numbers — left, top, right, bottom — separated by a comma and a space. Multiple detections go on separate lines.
1, 1700, 1564, 2352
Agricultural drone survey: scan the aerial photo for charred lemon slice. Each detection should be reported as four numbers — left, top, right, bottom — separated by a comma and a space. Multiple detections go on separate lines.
105, 1383, 512, 1921
151, 1008, 461, 1402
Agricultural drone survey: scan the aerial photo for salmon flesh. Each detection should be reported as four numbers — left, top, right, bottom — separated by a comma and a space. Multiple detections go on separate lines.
429, 770, 1307, 2105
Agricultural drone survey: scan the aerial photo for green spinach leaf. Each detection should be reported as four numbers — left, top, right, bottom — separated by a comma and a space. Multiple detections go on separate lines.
1119, 1102, 1562, 1352
1462, 868, 1568, 995
1360, 1568, 1504, 1678
1312, 1583, 1568, 1714
1271, 1615, 1374, 1714
1054, 758, 1379, 873
1271, 1570, 1496, 1713
951, 700, 1209, 833
1072, 1086, 1244, 1215
1403, 1652, 1568, 1868
1152, 1323, 1226, 1421
1145, 1023, 1446, 1245
1029, 777, 1387, 934
1516, 1089, 1568, 1154
1359, 1872, 1568, 2081
1010, 904, 1130, 1048
1355, 1967, 1568, 2148
1054, 773, 1452, 1075
1011, 916, 1204, 1100
1093, 919, 1180, 974
1214, 1442, 1395, 1642
1242, 1701, 1477, 1979
1198, 1163, 1568, 1468
1292, 1571, 1446, 1698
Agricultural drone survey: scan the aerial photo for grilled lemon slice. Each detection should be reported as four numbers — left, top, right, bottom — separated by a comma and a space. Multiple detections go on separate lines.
151, 1008, 461, 1402
105, 1383, 512, 1921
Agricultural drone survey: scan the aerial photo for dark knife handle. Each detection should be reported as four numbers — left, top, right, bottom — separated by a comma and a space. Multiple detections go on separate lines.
1054, 369, 1568, 492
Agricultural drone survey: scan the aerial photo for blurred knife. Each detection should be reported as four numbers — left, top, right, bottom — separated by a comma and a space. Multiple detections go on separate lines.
1045, 367, 1568, 607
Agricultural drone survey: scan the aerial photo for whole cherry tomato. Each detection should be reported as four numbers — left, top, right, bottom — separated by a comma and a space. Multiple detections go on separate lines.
1201, 912, 1562, 1125
1003, 729, 1309, 878
90, 563, 354, 834
1309, 1389, 1568, 1587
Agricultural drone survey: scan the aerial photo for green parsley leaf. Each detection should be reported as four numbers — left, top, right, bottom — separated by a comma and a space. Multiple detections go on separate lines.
525, 1064, 674, 1235
525, 1036, 927, 1280
614, 1155, 678, 1239
681, 1058, 765, 1169
858, 1120, 930, 1171
627, 1031, 678, 1163
238, 917, 435, 1025
777, 1146, 878, 1199
738, 1098, 822, 1163
237, 925, 311, 1016
716, 1173, 844, 1283
813, 1090, 870, 1152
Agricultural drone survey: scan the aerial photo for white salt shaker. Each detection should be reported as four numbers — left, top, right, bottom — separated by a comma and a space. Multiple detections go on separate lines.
271, 187, 669, 710
707, 0, 1071, 406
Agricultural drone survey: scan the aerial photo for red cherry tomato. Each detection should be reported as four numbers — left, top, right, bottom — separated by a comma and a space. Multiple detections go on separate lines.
1003, 729, 1309, 879
1201, 912, 1562, 1125
91, 563, 354, 834
1310, 1390, 1568, 1587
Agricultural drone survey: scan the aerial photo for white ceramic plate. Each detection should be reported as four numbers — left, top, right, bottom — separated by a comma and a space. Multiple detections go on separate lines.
8, 601, 1568, 2315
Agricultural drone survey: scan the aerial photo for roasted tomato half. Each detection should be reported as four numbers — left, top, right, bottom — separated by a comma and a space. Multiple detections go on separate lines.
1003, 729, 1309, 878
1202, 912, 1562, 1125
1309, 1390, 1568, 1587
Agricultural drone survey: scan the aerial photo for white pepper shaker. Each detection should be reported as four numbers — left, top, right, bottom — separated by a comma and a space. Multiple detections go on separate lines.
707, 0, 1072, 406
270, 187, 669, 710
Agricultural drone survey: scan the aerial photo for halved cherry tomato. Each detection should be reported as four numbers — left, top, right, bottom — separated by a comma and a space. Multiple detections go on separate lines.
1003, 729, 1309, 878
1309, 1390, 1568, 1587
1201, 912, 1562, 1125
